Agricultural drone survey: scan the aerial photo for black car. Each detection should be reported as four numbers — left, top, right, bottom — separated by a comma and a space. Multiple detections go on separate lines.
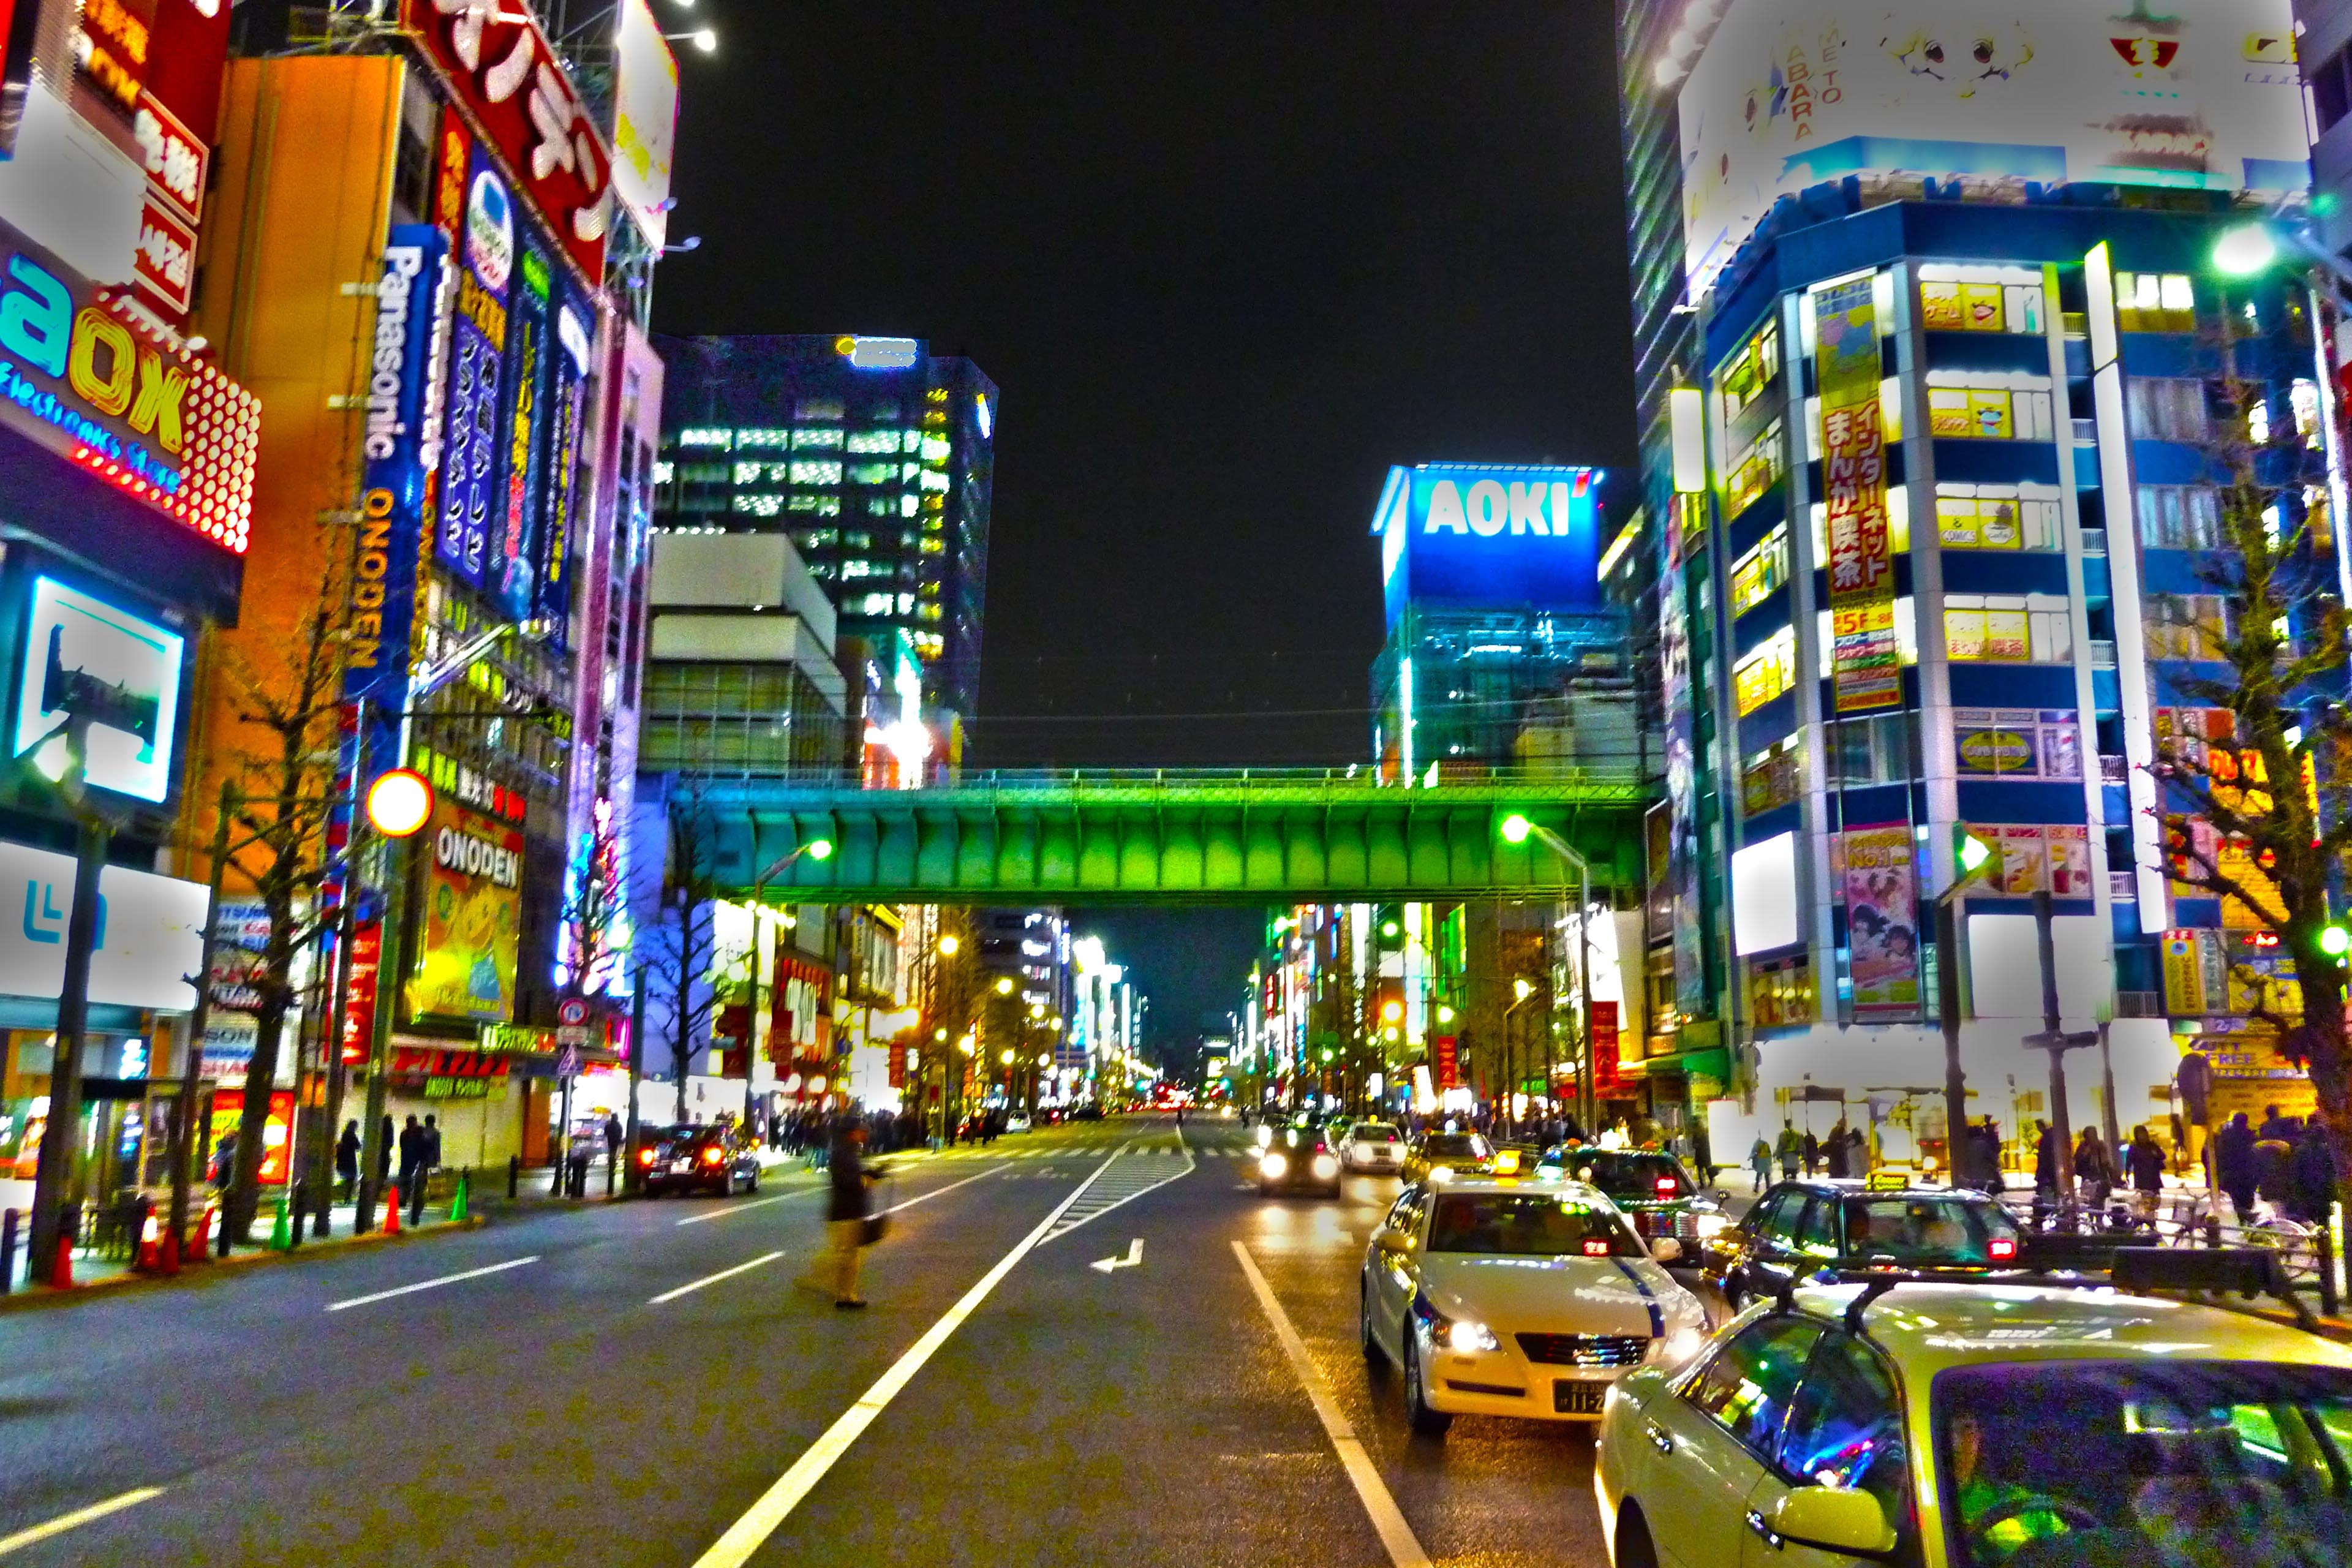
638, 1125, 763, 1197
1253, 1125, 1343, 1197
1536, 1146, 1725, 1249
1699, 1178, 2024, 1306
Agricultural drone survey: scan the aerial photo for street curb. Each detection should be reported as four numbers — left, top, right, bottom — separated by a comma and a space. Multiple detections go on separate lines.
0, 1213, 490, 1317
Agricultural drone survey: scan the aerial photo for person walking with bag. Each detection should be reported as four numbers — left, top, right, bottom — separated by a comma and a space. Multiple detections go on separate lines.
801, 1120, 876, 1308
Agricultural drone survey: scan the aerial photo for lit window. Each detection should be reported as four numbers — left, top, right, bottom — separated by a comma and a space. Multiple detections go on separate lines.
1723, 418, 1784, 517
794, 398, 845, 421
733, 428, 791, 449
901, 494, 920, 517
788, 461, 843, 486
786, 494, 842, 515
652, 461, 674, 484
1729, 524, 1790, 616
1925, 378, 2055, 441
1944, 594, 2071, 663
731, 494, 785, 518
1732, 625, 1796, 715
1916, 269, 2046, 335
920, 469, 950, 492
846, 462, 897, 485
2111, 273, 2196, 333
921, 435, 952, 464
679, 428, 731, 448
793, 427, 844, 450
1935, 484, 2062, 550
845, 431, 899, 454
1718, 322, 1782, 424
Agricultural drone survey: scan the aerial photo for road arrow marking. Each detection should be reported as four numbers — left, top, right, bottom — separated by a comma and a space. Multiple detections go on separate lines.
1089, 1238, 1144, 1273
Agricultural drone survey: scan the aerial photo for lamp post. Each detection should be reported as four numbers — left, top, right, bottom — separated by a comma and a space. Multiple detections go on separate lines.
742, 838, 834, 1131
1502, 815, 1596, 1137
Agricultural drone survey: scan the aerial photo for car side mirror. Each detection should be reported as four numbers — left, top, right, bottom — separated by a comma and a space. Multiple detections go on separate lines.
1713, 1188, 1730, 1203
1770, 1487, 1896, 1557
1649, 1237, 1683, 1264
1374, 1225, 1413, 1254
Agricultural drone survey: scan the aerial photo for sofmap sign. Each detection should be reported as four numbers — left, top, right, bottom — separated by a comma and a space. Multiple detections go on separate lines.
13, 576, 187, 803
1677, 0, 2305, 292
0, 839, 209, 1011
347, 227, 454, 783
400, 0, 612, 287
1372, 463, 1604, 625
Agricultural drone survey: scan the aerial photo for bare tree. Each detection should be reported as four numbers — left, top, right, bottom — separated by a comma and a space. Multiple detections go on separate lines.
2152, 381, 2351, 1193
216, 565, 349, 1242
635, 780, 721, 1119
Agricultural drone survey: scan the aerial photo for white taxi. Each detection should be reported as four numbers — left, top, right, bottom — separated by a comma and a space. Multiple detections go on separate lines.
1596, 1268, 2352, 1568
1359, 1174, 1706, 1436
1338, 1120, 1407, 1174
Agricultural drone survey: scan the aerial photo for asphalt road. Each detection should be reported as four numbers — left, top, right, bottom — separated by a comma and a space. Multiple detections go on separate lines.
0, 1117, 1610, 1567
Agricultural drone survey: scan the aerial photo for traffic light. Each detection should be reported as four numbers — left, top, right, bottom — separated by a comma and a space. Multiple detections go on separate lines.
2321, 924, 2350, 959
1373, 903, 1403, 949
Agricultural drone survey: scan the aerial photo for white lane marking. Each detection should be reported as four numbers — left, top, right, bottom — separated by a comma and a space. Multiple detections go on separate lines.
1043, 1144, 1194, 1242
650, 1250, 788, 1306
324, 1255, 539, 1313
0, 1488, 165, 1557
691, 1155, 1120, 1568
879, 1168, 996, 1215
1088, 1238, 1144, 1274
1231, 1241, 1432, 1568
676, 1186, 813, 1226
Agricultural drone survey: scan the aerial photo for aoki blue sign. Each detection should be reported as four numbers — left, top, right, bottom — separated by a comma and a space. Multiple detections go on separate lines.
1371, 463, 1604, 626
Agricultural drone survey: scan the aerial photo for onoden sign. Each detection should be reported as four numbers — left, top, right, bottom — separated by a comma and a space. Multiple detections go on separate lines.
409, 796, 524, 1023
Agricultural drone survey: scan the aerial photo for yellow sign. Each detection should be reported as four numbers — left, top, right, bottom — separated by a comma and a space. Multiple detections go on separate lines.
407, 798, 524, 1023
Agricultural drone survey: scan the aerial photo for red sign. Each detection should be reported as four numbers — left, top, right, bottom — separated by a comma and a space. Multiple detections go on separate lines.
211, 1089, 295, 1185
402, 0, 612, 286
389, 1046, 512, 1081
341, 921, 382, 1065
143, 0, 234, 148
1434, 1035, 1458, 1091
1589, 1000, 1619, 1056
888, 1042, 907, 1088
134, 192, 197, 315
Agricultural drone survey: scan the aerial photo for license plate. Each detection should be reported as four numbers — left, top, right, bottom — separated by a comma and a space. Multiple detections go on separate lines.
1555, 1381, 1607, 1415
673, 1159, 693, 1174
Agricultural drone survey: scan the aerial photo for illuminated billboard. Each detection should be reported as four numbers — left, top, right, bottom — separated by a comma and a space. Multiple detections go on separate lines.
408, 796, 524, 1025
1371, 464, 1604, 626
1678, 0, 2305, 290
13, 576, 186, 803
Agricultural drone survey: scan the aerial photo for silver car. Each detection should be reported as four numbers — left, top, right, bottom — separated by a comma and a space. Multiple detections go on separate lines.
1338, 1120, 1406, 1173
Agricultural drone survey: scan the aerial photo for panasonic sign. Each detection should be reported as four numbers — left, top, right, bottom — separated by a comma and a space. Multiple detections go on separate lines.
1371, 463, 1605, 627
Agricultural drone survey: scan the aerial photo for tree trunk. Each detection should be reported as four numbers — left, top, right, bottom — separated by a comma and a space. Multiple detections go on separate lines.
2302, 986, 2352, 1215
225, 993, 290, 1242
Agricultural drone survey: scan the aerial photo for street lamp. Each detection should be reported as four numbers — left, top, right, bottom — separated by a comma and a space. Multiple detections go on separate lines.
741, 837, 837, 1129
995, 976, 1014, 995
1501, 813, 1596, 1134
2214, 223, 2282, 277
663, 27, 718, 52
937, 933, 960, 956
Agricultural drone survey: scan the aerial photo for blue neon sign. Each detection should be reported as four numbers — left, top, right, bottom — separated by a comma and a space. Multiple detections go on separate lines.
1373, 463, 1605, 625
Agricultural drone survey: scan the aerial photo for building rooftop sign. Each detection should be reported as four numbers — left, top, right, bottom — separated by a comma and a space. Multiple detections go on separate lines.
1371, 463, 1604, 627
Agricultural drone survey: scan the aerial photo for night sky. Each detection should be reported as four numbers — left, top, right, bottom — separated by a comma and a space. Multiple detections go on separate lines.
652, 2, 1638, 1052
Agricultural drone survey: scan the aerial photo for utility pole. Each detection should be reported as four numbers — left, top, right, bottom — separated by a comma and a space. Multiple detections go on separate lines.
27, 813, 111, 1284
2022, 889, 2101, 1210
168, 780, 237, 1261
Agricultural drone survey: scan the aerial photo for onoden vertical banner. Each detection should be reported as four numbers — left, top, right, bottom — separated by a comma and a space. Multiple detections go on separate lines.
1816, 277, 1899, 712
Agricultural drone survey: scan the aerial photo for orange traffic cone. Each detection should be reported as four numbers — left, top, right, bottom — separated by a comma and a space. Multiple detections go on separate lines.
135, 1210, 160, 1273
52, 1235, 72, 1289
190, 1208, 212, 1263
382, 1184, 401, 1235
159, 1228, 181, 1276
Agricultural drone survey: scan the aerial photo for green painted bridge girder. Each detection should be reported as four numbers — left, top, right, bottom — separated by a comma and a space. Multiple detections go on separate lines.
682, 771, 1654, 905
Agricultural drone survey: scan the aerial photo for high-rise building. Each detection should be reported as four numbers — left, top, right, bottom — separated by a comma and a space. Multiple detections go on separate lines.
1617, 0, 2328, 1163
649, 335, 996, 723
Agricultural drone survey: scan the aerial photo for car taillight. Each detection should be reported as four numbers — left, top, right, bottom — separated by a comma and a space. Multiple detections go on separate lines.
1654, 1177, 1678, 1194
1581, 1239, 1609, 1257
1988, 1237, 2018, 1262
638, 1150, 655, 1166
703, 1147, 726, 1164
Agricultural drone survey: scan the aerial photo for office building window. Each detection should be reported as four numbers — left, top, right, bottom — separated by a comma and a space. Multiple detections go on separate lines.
1936, 485, 2062, 550
1733, 625, 1796, 715
791, 427, 843, 449
2135, 484, 2222, 549
731, 494, 785, 518
2127, 378, 2210, 442
1944, 594, 2070, 663
793, 398, 845, 421
1720, 321, 1782, 424
1927, 382, 2055, 441
1724, 418, 1785, 518
1953, 708, 2082, 779
1730, 524, 1790, 616
2145, 594, 2236, 661
846, 462, 897, 485
733, 428, 791, 449
2113, 272, 2197, 333
1827, 712, 1913, 786
1741, 734, 1804, 816
677, 427, 731, 448
788, 460, 843, 486
1918, 268, 2045, 335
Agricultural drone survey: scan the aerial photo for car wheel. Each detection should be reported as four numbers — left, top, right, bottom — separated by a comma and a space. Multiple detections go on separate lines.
1360, 1283, 1390, 1369
746, 1170, 760, 1194
1615, 1505, 1660, 1568
1403, 1335, 1452, 1437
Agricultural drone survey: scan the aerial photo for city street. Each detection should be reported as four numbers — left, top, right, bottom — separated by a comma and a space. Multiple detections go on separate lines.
0, 1117, 1601, 1567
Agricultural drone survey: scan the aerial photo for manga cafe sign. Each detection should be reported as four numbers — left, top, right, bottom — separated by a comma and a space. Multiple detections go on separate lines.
402, 0, 613, 286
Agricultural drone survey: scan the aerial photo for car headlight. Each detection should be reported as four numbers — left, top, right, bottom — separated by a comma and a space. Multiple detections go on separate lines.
1445, 1318, 1501, 1354
1256, 1125, 1274, 1148
1695, 1212, 1731, 1240
1312, 1153, 1338, 1179
1259, 1152, 1289, 1179
1427, 1164, 1452, 1183
1649, 1322, 1709, 1367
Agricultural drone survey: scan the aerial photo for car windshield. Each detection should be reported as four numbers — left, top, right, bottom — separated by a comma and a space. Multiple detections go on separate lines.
1934, 1360, 2352, 1568
1572, 1152, 1694, 1199
1420, 1134, 1491, 1159
1838, 1196, 2017, 1263
1278, 1128, 1328, 1152
1425, 1192, 1642, 1257
1353, 1123, 1401, 1140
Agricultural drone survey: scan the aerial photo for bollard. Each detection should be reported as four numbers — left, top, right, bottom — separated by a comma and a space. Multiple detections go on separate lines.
0, 1208, 15, 1295
508, 1155, 521, 1200
2319, 1221, 2340, 1321
268, 1191, 291, 1251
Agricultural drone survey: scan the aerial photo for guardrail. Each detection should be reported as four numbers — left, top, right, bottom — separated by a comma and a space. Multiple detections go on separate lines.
1997, 1191, 2343, 1319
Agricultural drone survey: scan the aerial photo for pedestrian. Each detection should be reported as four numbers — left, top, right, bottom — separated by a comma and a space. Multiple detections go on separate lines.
1847, 1126, 1869, 1177
2292, 1112, 2339, 1226
1974, 1119, 2005, 1194
2033, 1120, 2058, 1205
212, 1128, 238, 1191
2125, 1124, 2165, 1221
335, 1118, 361, 1202
423, 1113, 443, 1175
605, 1112, 625, 1166
398, 1115, 427, 1224
2254, 1129, 2296, 1218
375, 1113, 395, 1188
2258, 1103, 2297, 1144
1749, 1137, 1773, 1194
1824, 1120, 1852, 1180
799, 1120, 876, 1308
2073, 1127, 2114, 1209
2213, 1111, 2258, 1224
1776, 1121, 1802, 1181
1801, 1128, 1820, 1176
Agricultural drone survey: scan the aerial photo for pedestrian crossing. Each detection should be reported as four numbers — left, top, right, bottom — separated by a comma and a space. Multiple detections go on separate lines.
906, 1138, 1257, 1162
1042, 1146, 1198, 1242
